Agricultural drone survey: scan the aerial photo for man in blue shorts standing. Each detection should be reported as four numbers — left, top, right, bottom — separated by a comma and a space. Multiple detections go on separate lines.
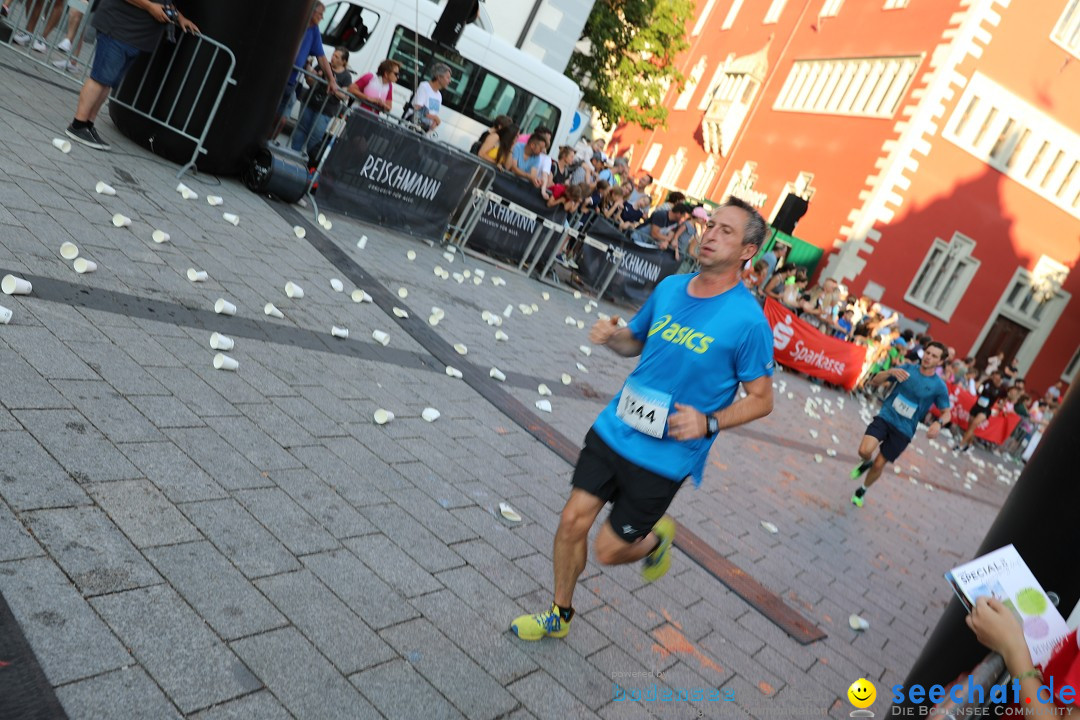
66, 0, 199, 151
510, 198, 776, 641
849, 341, 952, 507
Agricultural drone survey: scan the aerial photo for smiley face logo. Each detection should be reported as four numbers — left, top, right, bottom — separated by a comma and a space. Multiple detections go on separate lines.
848, 678, 876, 709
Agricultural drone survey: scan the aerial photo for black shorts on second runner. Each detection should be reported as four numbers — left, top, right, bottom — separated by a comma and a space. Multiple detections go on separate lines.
865, 416, 911, 463
572, 427, 683, 542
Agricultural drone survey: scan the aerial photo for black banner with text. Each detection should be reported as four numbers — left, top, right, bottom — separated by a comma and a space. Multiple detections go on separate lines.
467, 173, 566, 263
317, 111, 483, 238
578, 221, 683, 305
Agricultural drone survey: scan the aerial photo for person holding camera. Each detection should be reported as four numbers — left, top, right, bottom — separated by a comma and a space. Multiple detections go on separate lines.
66, 0, 198, 151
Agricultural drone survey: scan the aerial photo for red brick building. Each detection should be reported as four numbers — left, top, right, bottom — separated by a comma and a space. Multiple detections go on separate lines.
611, 0, 1080, 394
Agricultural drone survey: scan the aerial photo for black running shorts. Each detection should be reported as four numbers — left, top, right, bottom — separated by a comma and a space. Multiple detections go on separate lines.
865, 416, 911, 463
571, 427, 684, 542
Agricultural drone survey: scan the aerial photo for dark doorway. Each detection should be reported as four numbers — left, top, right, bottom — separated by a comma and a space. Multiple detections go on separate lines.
975, 314, 1029, 371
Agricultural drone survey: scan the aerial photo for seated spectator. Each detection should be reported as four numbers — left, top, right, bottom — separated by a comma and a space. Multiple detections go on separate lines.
512, 132, 549, 187
477, 119, 518, 170
292, 46, 353, 161
631, 203, 693, 259
348, 59, 398, 113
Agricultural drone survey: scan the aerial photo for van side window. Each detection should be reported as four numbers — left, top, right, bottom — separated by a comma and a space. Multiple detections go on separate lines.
388, 26, 471, 108
320, 3, 380, 53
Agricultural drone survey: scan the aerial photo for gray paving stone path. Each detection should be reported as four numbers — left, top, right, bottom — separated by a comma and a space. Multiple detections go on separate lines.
0, 49, 1023, 719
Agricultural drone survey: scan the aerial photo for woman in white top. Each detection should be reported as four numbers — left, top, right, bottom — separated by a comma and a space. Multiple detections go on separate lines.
348, 59, 398, 113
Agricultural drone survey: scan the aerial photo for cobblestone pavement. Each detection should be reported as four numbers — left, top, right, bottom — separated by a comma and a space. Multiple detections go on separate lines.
0, 50, 1023, 719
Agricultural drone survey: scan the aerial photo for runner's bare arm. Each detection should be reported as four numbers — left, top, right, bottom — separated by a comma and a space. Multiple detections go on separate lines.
711, 375, 773, 432
871, 367, 907, 386
590, 317, 643, 357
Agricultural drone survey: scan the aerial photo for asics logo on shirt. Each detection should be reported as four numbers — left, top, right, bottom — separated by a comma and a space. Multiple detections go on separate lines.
647, 314, 713, 354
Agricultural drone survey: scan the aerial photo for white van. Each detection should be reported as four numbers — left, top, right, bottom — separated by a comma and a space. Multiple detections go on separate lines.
315, 0, 582, 152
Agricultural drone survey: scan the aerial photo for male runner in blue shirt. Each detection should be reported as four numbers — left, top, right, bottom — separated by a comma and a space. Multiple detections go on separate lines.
510, 198, 776, 641
850, 341, 952, 507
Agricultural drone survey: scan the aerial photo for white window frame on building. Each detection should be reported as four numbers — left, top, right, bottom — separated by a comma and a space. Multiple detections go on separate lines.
883, 0, 910, 9
686, 156, 720, 198
903, 231, 981, 321
641, 144, 663, 172
722, 0, 746, 29
692, 0, 721, 36
968, 259, 1073, 376
658, 147, 688, 189
1052, 0, 1080, 58
675, 57, 709, 110
820, 0, 844, 18
764, 0, 788, 24
773, 55, 922, 119
943, 72, 1080, 221
1064, 345, 1080, 383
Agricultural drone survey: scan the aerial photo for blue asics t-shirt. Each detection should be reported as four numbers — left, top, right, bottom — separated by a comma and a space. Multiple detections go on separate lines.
878, 363, 950, 439
592, 274, 774, 486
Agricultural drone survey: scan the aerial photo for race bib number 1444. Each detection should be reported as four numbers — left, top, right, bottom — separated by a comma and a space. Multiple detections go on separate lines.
616, 383, 672, 439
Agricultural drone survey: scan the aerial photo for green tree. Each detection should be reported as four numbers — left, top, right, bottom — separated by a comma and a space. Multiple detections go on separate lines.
567, 0, 694, 131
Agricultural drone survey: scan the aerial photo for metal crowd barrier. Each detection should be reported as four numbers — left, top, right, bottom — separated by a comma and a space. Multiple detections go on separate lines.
1, 0, 237, 178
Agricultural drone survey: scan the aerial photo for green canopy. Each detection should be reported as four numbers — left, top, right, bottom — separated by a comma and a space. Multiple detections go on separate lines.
754, 228, 823, 277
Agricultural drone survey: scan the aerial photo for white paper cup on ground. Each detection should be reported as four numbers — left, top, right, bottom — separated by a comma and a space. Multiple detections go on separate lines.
542, 291, 550, 301
442, 251, 455, 263
214, 298, 236, 316
112, 213, 131, 227
293, 225, 306, 239
433, 265, 445, 277
535, 399, 552, 413
397, 287, 408, 299
561, 373, 572, 385
176, 182, 191, 195
372, 330, 390, 346
330, 278, 344, 292
494, 330, 508, 342
579, 345, 592, 356
264, 303, 284, 319
498, 502, 522, 523
445, 366, 463, 379
52, 137, 71, 153
213, 353, 238, 371
209, 332, 234, 350
373, 408, 394, 425
317, 213, 327, 226
95, 181, 116, 196
351, 289, 365, 303
357, 235, 368, 249
0, 305, 12, 325
503, 304, 513, 318
489, 367, 506, 382
2, 275, 32, 295
187, 268, 207, 282
207, 195, 223, 206
538, 384, 551, 396
392, 307, 408, 318
182, 188, 199, 200
454, 343, 467, 355
331, 326, 349, 338
151, 230, 170, 244
428, 314, 440, 326
406, 250, 416, 261
60, 242, 79, 260
73, 258, 97, 274
322, 219, 332, 230
422, 407, 440, 422
222, 212, 239, 226
285, 282, 304, 299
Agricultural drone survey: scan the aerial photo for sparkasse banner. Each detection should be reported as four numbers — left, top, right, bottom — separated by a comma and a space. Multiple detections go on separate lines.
763, 298, 867, 390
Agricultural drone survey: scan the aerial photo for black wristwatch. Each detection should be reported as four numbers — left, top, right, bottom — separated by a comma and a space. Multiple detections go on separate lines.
705, 415, 719, 438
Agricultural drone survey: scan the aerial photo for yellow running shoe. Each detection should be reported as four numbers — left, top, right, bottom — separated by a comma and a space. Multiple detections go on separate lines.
642, 515, 676, 583
510, 603, 571, 641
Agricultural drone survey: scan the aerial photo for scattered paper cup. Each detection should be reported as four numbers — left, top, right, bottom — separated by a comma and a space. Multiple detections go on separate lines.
209, 332, 234, 351
264, 303, 284, 319
214, 298, 236, 316
176, 182, 191, 195
503, 304, 513, 318
472, 276, 482, 286
422, 407, 440, 422
561, 373, 572, 385
489, 367, 506, 382
60, 242, 79, 260
565, 316, 576, 326
535, 399, 552, 413
577, 320, 584, 330
330, 278, 344, 292
442, 251, 455, 263
372, 330, 390, 346
813, 454, 824, 463
452, 273, 464, 284
285, 282, 304, 299
357, 235, 368, 249
213, 353, 238, 371
573, 291, 582, 299
4, 278, 33, 297
397, 287, 409, 299
495, 330, 508, 342
73, 258, 97, 274
430, 307, 445, 319
222, 213, 239, 226
151, 230, 170, 244
392, 307, 408, 318
317, 213, 327, 226
538, 384, 552, 396
454, 343, 467, 355
445, 366, 463, 379
0, 305, 12, 325
428, 314, 440, 326
112, 213, 131, 227
182, 188, 199, 200
95, 181, 116, 196
207, 195, 223, 206
463, 270, 471, 279
322, 219, 332, 230
849, 614, 870, 631
433, 265, 445, 277
531, 304, 539, 313
52, 137, 71, 153
331, 326, 349, 339
576, 362, 588, 373
406, 250, 416, 261
498, 502, 522, 523
761, 521, 779, 534
351, 289, 365, 303
187, 268, 207, 282
579, 345, 592, 356
293, 225, 306, 239
473, 269, 485, 279
373, 408, 394, 425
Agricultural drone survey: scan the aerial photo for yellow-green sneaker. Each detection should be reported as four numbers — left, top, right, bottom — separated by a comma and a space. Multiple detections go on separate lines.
642, 515, 676, 583
510, 603, 571, 641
